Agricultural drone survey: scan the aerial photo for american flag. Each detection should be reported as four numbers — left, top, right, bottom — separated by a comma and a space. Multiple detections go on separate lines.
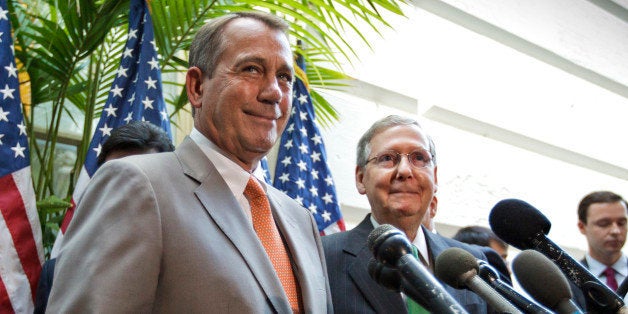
51, 0, 172, 257
272, 57, 345, 235
0, 0, 44, 312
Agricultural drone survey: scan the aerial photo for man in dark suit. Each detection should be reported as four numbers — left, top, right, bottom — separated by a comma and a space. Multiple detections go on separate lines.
322, 115, 492, 313
47, 11, 331, 312
572, 191, 628, 310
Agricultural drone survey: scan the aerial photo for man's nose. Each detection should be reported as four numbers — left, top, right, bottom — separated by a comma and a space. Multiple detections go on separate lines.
259, 76, 282, 105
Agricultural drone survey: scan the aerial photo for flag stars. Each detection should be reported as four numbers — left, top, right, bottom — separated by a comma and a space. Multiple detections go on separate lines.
322, 193, 334, 204
5, 62, 17, 78
99, 123, 113, 137
160, 109, 168, 121
278, 172, 290, 183
127, 92, 136, 104
0, 8, 8, 20
124, 112, 133, 124
299, 126, 307, 137
324, 175, 334, 186
321, 211, 332, 222
310, 151, 321, 163
0, 84, 15, 99
298, 143, 308, 154
145, 76, 157, 90
11, 142, 26, 158
311, 134, 322, 145
283, 139, 293, 149
298, 93, 308, 105
309, 186, 318, 197
281, 156, 292, 167
297, 160, 307, 171
294, 195, 304, 206
311, 169, 319, 180
123, 47, 134, 58
117, 66, 129, 78
110, 85, 124, 97
0, 107, 9, 121
295, 178, 306, 189
147, 57, 159, 70
0, 133, 4, 145
308, 203, 318, 214
286, 123, 294, 133
299, 111, 308, 121
93, 144, 102, 156
128, 28, 138, 39
142, 96, 154, 110
104, 104, 118, 117
17, 121, 26, 136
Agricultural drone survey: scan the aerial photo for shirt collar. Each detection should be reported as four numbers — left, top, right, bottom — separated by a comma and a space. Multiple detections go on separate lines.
370, 215, 430, 265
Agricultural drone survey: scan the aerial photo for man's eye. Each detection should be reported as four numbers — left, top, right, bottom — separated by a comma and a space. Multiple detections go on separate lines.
278, 73, 293, 82
378, 154, 396, 162
244, 66, 260, 73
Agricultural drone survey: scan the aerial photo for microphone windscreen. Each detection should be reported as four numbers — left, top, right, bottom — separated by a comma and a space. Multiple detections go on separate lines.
367, 224, 397, 252
512, 250, 573, 310
489, 198, 551, 249
435, 247, 479, 289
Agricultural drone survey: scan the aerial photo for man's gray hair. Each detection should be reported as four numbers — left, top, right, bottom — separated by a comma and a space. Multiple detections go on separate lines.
356, 115, 436, 169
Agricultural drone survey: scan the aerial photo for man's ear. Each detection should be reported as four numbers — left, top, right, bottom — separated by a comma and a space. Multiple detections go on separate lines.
577, 220, 587, 235
186, 67, 204, 110
429, 195, 438, 218
355, 165, 366, 195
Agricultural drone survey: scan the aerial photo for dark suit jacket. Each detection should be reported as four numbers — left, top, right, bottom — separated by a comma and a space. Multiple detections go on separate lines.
322, 214, 489, 314
47, 137, 332, 313
33, 258, 55, 314
570, 257, 627, 312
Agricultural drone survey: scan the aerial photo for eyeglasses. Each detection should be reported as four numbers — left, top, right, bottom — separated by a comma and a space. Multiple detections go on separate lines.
366, 150, 434, 169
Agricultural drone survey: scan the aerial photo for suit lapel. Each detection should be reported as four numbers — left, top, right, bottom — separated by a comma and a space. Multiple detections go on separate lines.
347, 216, 407, 313
177, 137, 291, 313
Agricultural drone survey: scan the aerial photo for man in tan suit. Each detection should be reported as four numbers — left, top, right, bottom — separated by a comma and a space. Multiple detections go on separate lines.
47, 11, 332, 313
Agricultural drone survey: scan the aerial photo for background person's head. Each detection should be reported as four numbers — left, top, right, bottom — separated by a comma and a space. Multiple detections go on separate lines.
186, 11, 293, 170
355, 115, 437, 241
97, 121, 174, 166
577, 190, 628, 265
453, 225, 509, 261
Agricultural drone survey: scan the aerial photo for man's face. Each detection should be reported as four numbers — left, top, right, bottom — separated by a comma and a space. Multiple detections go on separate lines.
188, 18, 293, 169
356, 125, 437, 228
578, 201, 628, 261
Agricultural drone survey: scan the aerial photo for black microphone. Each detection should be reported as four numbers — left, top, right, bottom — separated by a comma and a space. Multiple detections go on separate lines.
367, 224, 470, 314
617, 277, 628, 299
489, 198, 624, 313
367, 258, 432, 306
477, 259, 552, 314
512, 250, 584, 314
434, 247, 522, 314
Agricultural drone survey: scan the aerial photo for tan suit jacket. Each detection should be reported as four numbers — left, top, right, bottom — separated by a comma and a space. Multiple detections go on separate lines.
47, 137, 332, 313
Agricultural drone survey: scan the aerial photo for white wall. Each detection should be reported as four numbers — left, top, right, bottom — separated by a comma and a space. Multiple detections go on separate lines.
317, 1, 628, 259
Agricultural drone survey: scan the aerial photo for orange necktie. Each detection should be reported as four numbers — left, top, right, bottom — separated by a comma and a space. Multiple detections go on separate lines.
245, 176, 302, 313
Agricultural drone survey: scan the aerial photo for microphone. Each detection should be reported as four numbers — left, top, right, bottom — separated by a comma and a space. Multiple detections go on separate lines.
477, 259, 553, 314
367, 258, 432, 306
367, 224, 469, 314
489, 198, 624, 313
434, 247, 523, 314
617, 277, 628, 299
512, 250, 583, 314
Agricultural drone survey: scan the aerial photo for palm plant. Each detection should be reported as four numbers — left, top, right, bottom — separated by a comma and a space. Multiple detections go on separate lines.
10, 0, 408, 256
